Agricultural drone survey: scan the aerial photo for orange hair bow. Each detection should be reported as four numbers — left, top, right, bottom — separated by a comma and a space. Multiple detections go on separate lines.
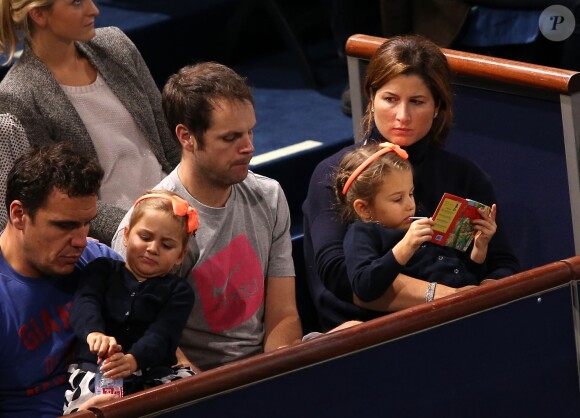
133, 193, 199, 235
341, 142, 409, 195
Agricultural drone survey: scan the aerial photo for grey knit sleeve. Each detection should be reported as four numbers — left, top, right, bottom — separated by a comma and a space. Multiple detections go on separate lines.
90, 201, 128, 247
0, 114, 29, 229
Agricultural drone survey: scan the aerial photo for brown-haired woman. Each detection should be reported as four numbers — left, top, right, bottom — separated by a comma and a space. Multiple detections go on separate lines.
303, 35, 519, 331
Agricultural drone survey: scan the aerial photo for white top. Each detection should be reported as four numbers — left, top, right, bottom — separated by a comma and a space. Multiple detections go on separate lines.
62, 74, 165, 210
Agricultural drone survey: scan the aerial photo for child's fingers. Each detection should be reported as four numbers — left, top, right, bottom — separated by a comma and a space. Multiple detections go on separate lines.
414, 217, 434, 227
87, 333, 103, 353
99, 351, 123, 372
97, 339, 110, 357
408, 224, 433, 245
107, 343, 121, 358
410, 219, 433, 234
473, 224, 495, 239
94, 336, 117, 358
478, 204, 497, 221
472, 213, 497, 230
105, 365, 130, 380
101, 354, 131, 379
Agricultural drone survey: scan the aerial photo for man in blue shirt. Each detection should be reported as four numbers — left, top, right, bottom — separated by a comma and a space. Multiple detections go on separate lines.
0, 142, 121, 417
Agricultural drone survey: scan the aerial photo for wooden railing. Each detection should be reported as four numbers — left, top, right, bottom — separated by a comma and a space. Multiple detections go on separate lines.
68, 255, 580, 417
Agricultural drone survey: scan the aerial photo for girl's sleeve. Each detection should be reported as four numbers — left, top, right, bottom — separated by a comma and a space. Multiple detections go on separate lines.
70, 258, 111, 340
128, 280, 195, 370
344, 223, 405, 302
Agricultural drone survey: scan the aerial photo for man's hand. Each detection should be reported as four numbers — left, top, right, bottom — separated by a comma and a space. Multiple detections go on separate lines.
174, 347, 202, 374
77, 394, 118, 410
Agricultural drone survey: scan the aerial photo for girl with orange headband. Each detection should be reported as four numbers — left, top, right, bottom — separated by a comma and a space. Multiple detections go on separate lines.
63, 190, 198, 414
335, 142, 497, 310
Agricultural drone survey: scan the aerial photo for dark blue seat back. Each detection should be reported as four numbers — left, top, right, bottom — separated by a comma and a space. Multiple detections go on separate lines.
446, 84, 574, 270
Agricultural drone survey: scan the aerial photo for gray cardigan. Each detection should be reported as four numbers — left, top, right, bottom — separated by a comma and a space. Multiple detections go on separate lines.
0, 114, 29, 229
0, 27, 180, 245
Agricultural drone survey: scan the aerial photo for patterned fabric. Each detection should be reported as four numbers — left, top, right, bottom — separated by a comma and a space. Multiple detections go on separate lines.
63, 364, 195, 415
0, 114, 29, 229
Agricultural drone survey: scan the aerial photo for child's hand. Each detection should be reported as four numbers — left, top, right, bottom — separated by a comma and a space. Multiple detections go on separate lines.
87, 332, 122, 363
471, 204, 497, 264
99, 352, 138, 379
404, 217, 434, 249
393, 218, 434, 265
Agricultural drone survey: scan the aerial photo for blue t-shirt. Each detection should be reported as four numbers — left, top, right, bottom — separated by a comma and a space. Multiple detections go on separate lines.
0, 240, 121, 418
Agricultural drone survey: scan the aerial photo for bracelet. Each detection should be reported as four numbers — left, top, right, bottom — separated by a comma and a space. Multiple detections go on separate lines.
425, 282, 437, 302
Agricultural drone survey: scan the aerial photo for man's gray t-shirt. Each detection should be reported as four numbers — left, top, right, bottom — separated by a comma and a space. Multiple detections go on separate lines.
111, 166, 294, 369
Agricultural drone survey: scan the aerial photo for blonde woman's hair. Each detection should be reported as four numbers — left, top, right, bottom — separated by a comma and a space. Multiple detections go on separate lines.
0, 0, 55, 65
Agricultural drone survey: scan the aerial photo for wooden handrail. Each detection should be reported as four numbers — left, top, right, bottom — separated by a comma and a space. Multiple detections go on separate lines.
73, 255, 580, 418
345, 34, 580, 95
69, 411, 95, 418
562, 252, 580, 277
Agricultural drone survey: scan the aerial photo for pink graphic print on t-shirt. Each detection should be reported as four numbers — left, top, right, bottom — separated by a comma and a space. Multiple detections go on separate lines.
192, 234, 264, 332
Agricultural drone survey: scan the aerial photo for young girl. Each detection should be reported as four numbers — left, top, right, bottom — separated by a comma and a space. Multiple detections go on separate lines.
335, 142, 497, 309
63, 190, 199, 414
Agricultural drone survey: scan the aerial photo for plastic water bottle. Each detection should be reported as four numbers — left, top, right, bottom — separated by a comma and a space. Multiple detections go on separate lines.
94, 364, 123, 398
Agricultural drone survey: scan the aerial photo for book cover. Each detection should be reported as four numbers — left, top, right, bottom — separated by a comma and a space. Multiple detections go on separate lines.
430, 193, 491, 252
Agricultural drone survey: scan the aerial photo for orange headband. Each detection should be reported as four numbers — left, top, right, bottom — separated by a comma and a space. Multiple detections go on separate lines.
342, 142, 409, 195
133, 193, 199, 235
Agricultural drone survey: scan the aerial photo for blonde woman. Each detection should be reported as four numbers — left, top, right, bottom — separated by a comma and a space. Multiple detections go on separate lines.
0, 0, 180, 244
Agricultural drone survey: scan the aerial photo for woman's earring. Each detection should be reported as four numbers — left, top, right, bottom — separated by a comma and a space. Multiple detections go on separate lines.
371, 107, 375, 113
433, 112, 438, 119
